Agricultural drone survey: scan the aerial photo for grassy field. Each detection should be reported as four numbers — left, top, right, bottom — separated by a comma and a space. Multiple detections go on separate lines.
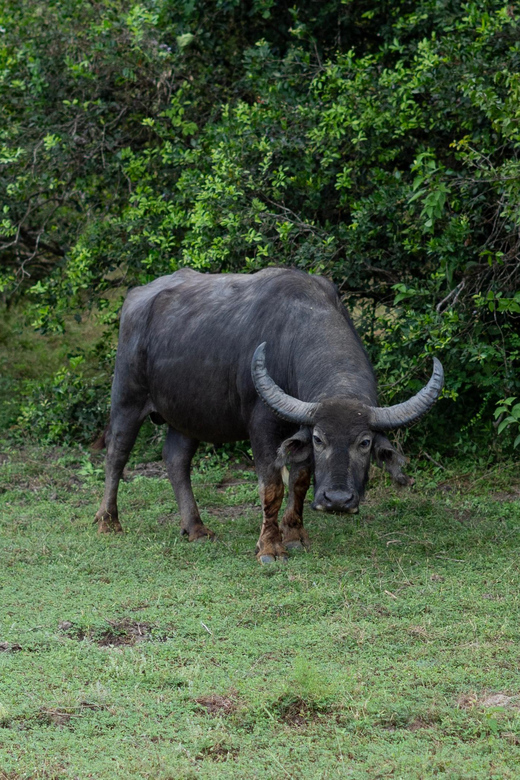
1, 443, 520, 779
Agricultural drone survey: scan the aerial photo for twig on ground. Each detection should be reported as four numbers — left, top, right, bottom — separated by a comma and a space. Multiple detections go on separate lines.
423, 452, 445, 470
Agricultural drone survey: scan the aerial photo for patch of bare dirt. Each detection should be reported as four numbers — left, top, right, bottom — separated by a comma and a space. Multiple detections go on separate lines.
407, 716, 435, 731
196, 744, 240, 762
502, 732, 520, 745
126, 462, 167, 480
0, 642, 22, 652
39, 708, 75, 728
408, 625, 430, 641
453, 509, 486, 525
94, 619, 152, 647
276, 696, 327, 727
435, 474, 473, 494
491, 488, 520, 502
39, 701, 108, 729
457, 691, 520, 709
195, 694, 238, 717
59, 619, 154, 646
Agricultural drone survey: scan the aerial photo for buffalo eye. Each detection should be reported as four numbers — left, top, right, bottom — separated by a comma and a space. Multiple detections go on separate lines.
312, 433, 324, 448
359, 438, 372, 449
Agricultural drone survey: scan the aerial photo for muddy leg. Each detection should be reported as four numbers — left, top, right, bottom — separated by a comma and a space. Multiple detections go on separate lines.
249, 417, 288, 563
256, 476, 287, 563
163, 427, 214, 542
95, 404, 145, 533
280, 464, 311, 551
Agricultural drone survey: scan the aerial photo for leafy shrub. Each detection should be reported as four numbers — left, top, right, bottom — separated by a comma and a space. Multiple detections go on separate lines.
16, 356, 109, 445
1, 1, 519, 454
494, 397, 520, 449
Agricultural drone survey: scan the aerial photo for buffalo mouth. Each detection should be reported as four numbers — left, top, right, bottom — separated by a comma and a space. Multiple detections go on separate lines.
311, 490, 360, 514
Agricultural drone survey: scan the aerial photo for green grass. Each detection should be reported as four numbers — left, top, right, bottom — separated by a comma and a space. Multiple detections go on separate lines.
1, 446, 520, 779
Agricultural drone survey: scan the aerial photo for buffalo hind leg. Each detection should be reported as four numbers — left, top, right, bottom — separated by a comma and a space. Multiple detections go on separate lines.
280, 464, 311, 551
96, 404, 145, 533
163, 427, 214, 542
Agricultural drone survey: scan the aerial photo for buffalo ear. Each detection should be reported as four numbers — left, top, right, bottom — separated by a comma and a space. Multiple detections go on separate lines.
278, 427, 312, 465
372, 433, 414, 487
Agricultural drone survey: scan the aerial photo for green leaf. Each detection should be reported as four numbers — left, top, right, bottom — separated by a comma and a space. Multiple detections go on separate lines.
177, 33, 195, 49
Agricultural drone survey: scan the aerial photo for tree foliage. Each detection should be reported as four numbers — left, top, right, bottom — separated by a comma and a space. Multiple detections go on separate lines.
1, 0, 519, 451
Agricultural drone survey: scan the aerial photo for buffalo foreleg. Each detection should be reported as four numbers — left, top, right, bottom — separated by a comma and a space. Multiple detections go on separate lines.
250, 411, 289, 563
256, 477, 287, 563
163, 427, 214, 541
280, 464, 311, 550
96, 404, 145, 533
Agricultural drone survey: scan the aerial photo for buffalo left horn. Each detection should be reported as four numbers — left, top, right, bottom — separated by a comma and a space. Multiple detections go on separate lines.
251, 342, 320, 425
367, 357, 444, 430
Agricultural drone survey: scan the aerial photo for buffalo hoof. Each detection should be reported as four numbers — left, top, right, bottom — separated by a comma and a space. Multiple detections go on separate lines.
259, 554, 288, 565
256, 538, 288, 564
281, 527, 311, 551
182, 525, 216, 542
193, 533, 215, 543
96, 515, 123, 534
285, 540, 304, 551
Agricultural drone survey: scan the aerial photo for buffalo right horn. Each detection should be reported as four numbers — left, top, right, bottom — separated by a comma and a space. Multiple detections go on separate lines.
367, 357, 444, 430
251, 342, 320, 425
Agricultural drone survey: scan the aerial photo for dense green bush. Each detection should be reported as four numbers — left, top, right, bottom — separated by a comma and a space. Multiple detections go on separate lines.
1, 1, 519, 452
16, 355, 110, 445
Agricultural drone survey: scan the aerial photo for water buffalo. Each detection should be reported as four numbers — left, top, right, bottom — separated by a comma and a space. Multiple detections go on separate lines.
95, 268, 443, 563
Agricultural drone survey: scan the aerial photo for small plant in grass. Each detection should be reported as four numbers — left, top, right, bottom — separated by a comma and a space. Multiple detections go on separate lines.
494, 397, 520, 449
78, 453, 104, 482
0, 702, 10, 727
274, 657, 336, 725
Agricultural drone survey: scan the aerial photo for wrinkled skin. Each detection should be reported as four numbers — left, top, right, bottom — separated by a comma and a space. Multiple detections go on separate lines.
95, 268, 418, 564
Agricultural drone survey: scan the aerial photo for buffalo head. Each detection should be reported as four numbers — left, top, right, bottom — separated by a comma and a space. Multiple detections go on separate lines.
251, 343, 444, 513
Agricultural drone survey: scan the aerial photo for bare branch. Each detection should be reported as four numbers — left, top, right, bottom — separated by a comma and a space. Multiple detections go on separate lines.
436, 280, 466, 313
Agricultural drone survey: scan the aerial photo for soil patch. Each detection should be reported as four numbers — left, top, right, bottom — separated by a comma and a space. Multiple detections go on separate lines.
39, 708, 75, 728
453, 509, 486, 525
196, 744, 240, 762
457, 691, 520, 709
196, 694, 238, 716
407, 716, 435, 731
276, 696, 327, 727
408, 625, 430, 640
0, 642, 23, 652
60, 619, 154, 647
207, 504, 254, 520
39, 701, 108, 729
126, 462, 167, 480
94, 619, 152, 647
491, 489, 520, 502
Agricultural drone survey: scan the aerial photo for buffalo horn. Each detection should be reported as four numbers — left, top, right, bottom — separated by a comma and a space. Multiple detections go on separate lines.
251, 343, 319, 425
367, 357, 444, 430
